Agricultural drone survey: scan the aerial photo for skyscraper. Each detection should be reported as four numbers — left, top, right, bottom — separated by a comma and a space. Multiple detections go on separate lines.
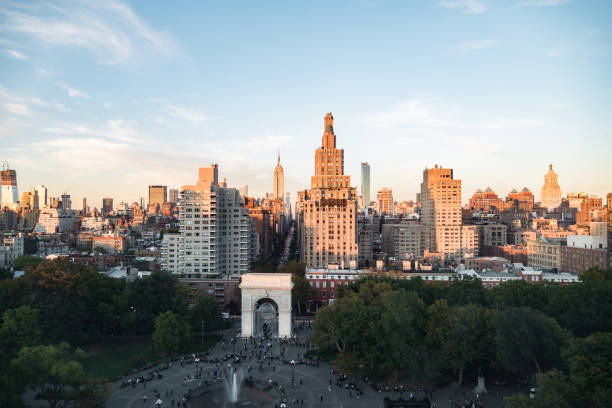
541, 164, 562, 210
61, 194, 71, 210
420, 165, 477, 260
239, 185, 248, 199
169, 188, 179, 204
377, 187, 394, 215
298, 113, 358, 269
1, 164, 19, 210
361, 162, 371, 207
102, 198, 113, 214
82, 198, 87, 213
149, 185, 168, 206
36, 184, 47, 208
273, 153, 284, 200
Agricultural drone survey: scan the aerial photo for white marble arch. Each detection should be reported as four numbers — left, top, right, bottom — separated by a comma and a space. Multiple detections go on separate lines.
239, 273, 293, 338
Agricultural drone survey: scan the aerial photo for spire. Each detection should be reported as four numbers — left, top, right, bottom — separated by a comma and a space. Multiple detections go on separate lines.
322, 112, 336, 149
277, 151, 280, 166
549, 164, 553, 171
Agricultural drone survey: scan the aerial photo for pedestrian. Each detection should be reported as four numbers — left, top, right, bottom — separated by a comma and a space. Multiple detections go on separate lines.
143, 395, 147, 404
320, 393, 323, 404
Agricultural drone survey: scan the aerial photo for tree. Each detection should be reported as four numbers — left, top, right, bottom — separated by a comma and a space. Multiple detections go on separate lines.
424, 301, 493, 384
562, 332, 612, 407
446, 276, 486, 306
504, 369, 571, 408
0, 305, 42, 357
486, 280, 548, 311
190, 295, 222, 334
0, 266, 13, 280
10, 342, 87, 408
292, 273, 315, 315
378, 290, 425, 380
152, 311, 192, 358
13, 255, 43, 271
495, 307, 567, 377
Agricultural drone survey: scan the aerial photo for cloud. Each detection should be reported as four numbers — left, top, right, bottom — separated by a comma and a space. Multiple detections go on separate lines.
61, 84, 90, 99
0, 84, 69, 115
361, 100, 543, 131
545, 48, 564, 57
520, 0, 571, 6
103, 102, 112, 108
4, 49, 27, 59
43, 119, 145, 144
0, 0, 178, 65
456, 39, 497, 54
161, 104, 209, 123
439, 0, 486, 14
4, 102, 31, 115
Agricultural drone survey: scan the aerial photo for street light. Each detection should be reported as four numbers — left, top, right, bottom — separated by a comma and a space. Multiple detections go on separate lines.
201, 320, 204, 346
291, 359, 295, 385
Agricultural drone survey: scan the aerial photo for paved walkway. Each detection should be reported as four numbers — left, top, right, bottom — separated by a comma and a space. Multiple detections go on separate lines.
106, 320, 523, 408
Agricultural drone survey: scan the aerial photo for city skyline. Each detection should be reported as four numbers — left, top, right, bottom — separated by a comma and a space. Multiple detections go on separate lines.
1, 0, 611, 206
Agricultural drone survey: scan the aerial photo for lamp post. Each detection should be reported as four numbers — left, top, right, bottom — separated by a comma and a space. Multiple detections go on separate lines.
201, 320, 204, 346
130, 306, 136, 344
291, 359, 295, 385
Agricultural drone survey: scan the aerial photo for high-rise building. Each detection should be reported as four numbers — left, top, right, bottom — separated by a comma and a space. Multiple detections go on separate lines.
607, 193, 612, 254
82, 198, 87, 213
1, 164, 19, 210
541, 164, 562, 210
36, 185, 47, 208
377, 187, 394, 215
298, 113, 358, 269
239, 185, 248, 200
169, 189, 179, 204
361, 162, 371, 207
102, 198, 113, 214
61, 194, 71, 210
149, 185, 167, 206
273, 154, 284, 200
420, 165, 477, 260
161, 164, 256, 278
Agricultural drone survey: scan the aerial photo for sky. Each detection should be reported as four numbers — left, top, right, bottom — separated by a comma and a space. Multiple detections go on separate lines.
1, 0, 611, 209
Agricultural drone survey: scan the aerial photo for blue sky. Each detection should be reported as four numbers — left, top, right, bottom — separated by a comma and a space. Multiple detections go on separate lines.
1, 0, 610, 208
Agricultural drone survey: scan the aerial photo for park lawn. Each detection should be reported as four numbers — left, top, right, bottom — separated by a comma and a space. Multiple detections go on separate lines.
82, 335, 221, 379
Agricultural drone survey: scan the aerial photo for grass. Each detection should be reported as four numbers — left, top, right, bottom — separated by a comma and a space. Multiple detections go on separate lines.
82, 334, 221, 379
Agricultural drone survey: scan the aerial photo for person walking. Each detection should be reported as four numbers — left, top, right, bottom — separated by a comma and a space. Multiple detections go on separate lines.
143, 395, 147, 404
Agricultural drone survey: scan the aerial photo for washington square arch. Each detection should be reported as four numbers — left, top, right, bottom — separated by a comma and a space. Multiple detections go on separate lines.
239, 273, 293, 338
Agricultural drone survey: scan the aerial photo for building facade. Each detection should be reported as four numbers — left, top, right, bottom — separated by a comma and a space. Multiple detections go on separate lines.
361, 162, 371, 207
527, 237, 561, 270
377, 187, 394, 215
149, 185, 168, 207
162, 165, 256, 278
298, 113, 358, 269
540, 164, 562, 210
420, 165, 477, 260
382, 223, 424, 259
273, 154, 284, 200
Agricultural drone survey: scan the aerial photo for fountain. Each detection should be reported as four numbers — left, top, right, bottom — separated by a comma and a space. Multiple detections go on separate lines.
223, 366, 243, 403
191, 364, 275, 407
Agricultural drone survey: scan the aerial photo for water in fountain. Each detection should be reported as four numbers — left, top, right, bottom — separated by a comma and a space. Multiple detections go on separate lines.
224, 366, 243, 403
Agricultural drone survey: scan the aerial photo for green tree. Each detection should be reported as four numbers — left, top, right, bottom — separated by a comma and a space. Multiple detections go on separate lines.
0, 305, 42, 357
10, 342, 87, 408
562, 332, 612, 407
152, 311, 192, 358
0, 266, 13, 280
378, 290, 425, 380
495, 307, 567, 377
486, 280, 548, 311
190, 295, 222, 334
424, 301, 493, 384
446, 276, 486, 306
579, 266, 612, 282
504, 369, 571, 408
13, 255, 43, 271
292, 273, 315, 314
